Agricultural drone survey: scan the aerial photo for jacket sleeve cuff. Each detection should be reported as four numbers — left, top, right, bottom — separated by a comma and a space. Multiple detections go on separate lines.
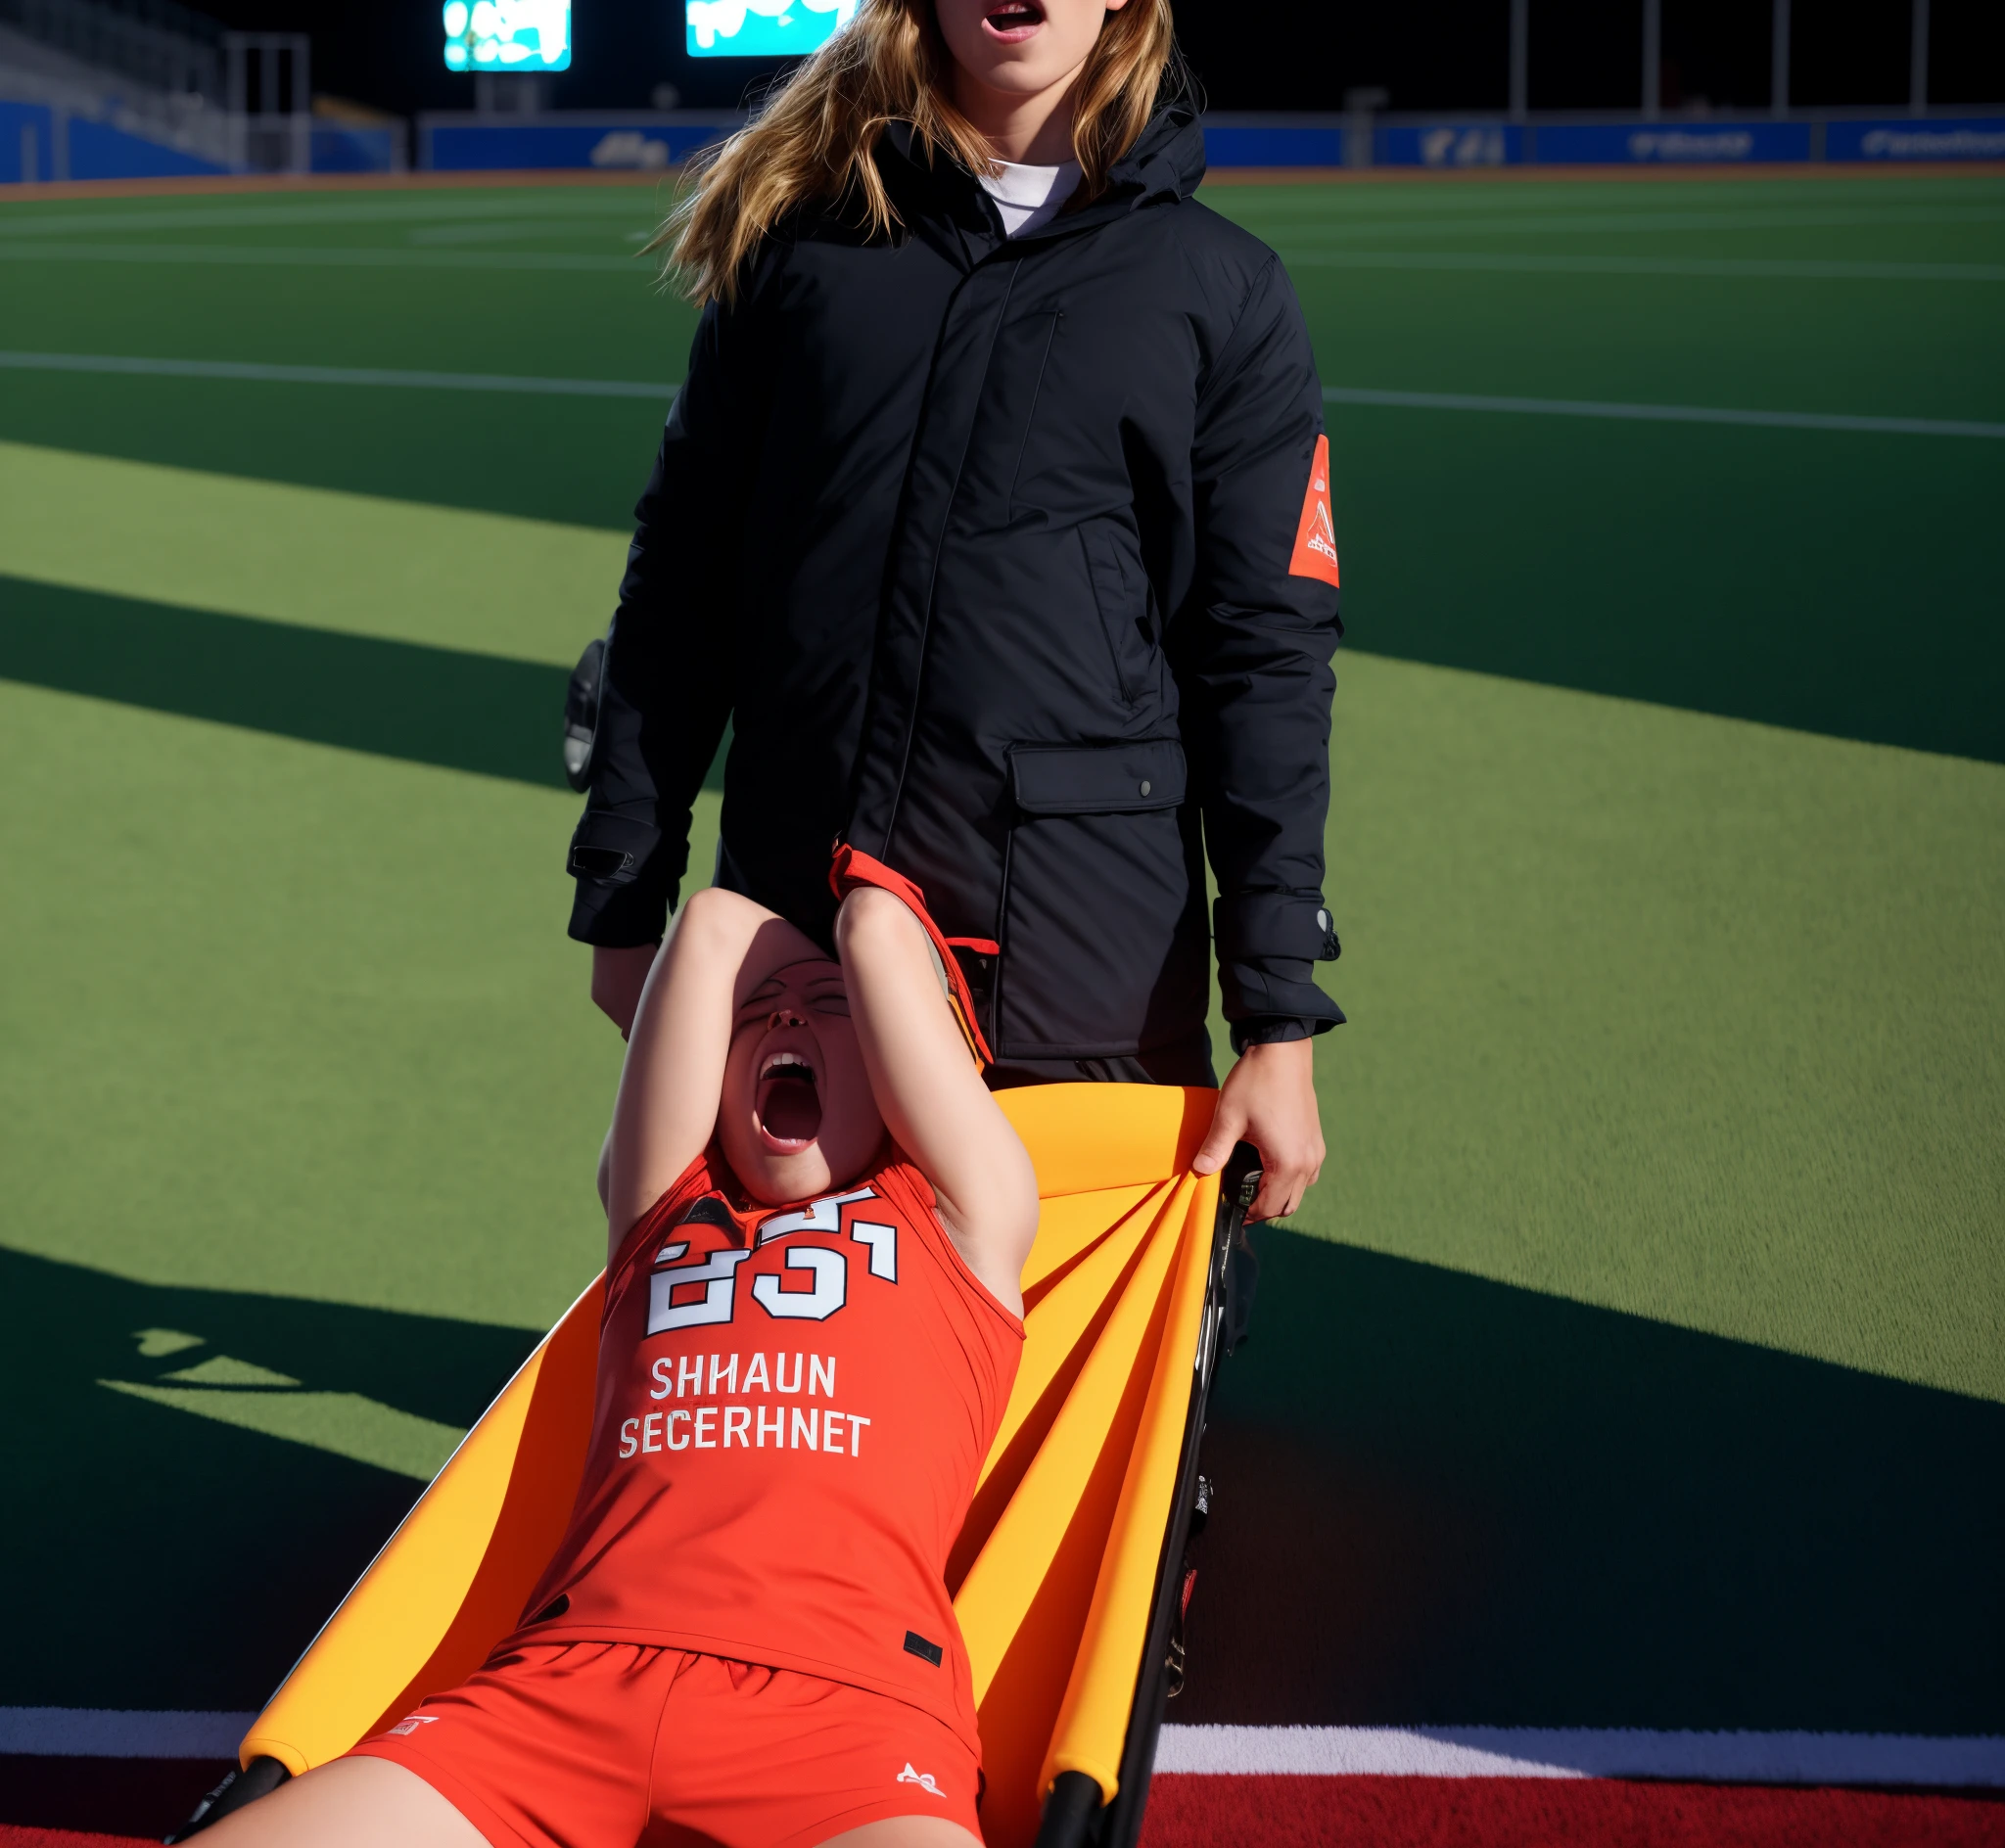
1231, 1013, 1339, 1053
1214, 891, 1343, 1046
1214, 890, 1341, 967
565, 811, 672, 947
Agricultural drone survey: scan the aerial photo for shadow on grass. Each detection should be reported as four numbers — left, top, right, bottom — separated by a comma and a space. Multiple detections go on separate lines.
1182, 1229, 2005, 1735
10, 1229, 2001, 1767
0, 575, 729, 791
1337, 416, 2005, 765
0, 1246, 543, 1713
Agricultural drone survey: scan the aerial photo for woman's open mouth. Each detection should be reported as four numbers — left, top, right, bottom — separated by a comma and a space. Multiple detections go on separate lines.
755, 1050, 821, 1153
982, 0, 1045, 43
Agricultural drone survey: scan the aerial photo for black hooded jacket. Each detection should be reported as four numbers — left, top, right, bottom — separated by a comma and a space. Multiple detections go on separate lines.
567, 105, 1344, 1068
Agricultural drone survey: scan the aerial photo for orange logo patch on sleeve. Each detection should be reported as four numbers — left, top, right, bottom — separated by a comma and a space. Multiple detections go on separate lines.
1288, 434, 1341, 588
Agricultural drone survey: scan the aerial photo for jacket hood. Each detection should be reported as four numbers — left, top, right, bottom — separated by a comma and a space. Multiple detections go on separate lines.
1105, 101, 1206, 208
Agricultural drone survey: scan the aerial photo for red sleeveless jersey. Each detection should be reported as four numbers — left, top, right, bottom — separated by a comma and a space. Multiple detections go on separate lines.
514, 1149, 1024, 1749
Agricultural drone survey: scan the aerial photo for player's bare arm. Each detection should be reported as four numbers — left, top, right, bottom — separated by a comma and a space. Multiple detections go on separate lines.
834, 887, 1040, 1315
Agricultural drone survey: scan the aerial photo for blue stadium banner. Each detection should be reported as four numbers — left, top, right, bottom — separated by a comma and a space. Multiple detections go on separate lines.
1531, 121, 1811, 163
1, 99, 54, 182
427, 119, 730, 169
686, 0, 856, 57
1202, 123, 1347, 167
1826, 117, 2005, 162
1376, 123, 1525, 167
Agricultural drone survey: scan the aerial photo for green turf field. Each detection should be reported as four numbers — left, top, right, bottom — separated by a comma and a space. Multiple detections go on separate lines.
1, 173, 1999, 1729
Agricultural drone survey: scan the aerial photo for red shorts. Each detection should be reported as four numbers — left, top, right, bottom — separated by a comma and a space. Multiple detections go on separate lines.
349, 1641, 982, 1848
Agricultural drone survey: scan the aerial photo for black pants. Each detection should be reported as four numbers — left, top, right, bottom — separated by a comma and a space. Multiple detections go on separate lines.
984, 1029, 1217, 1091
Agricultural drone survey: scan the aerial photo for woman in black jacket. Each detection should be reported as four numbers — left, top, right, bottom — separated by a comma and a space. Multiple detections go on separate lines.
570, 0, 1343, 1222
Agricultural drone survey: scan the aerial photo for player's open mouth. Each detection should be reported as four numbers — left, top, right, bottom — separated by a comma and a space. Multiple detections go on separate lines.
982, 1, 1044, 42
755, 1051, 821, 1153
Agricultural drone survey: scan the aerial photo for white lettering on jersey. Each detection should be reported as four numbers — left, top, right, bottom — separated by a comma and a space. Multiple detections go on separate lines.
649, 1246, 753, 1334
753, 1246, 847, 1320
896, 1764, 943, 1797
620, 1390, 868, 1460
851, 1220, 897, 1282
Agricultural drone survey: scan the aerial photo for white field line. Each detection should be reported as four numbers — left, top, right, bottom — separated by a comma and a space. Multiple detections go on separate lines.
7, 352, 1997, 442
1283, 250, 2005, 281
1, 1708, 255, 1758
1154, 1726, 2005, 1786
1324, 385, 2005, 439
0, 349, 674, 398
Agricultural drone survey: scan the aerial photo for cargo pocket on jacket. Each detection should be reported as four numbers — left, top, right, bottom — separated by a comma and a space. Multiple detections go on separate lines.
995, 740, 1209, 1059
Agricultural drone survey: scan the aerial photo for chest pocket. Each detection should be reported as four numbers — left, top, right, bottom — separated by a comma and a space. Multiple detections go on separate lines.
998, 310, 1062, 517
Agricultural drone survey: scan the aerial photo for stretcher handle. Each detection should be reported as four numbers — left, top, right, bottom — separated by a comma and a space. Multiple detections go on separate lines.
1033, 1141, 1261, 1848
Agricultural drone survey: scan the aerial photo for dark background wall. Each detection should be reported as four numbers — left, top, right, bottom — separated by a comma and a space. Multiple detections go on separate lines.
201, 0, 2004, 125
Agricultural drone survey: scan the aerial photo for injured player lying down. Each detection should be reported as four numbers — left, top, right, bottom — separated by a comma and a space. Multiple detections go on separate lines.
210, 876, 1038, 1848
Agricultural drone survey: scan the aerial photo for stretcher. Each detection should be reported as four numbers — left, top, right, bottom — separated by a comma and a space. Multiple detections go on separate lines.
175, 1084, 1259, 1848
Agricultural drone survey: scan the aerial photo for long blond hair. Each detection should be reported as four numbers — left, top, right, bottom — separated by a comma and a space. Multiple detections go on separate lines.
655, 0, 1179, 304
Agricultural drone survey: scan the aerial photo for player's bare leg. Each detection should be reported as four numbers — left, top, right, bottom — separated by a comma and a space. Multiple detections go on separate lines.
194, 1755, 487, 1847
818, 1816, 985, 1847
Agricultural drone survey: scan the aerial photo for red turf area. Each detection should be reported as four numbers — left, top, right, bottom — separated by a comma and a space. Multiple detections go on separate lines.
1137, 1775, 2005, 1847
4, 1776, 2004, 1848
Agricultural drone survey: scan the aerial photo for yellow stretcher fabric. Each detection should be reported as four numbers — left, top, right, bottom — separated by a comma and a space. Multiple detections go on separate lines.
240, 1084, 1221, 1848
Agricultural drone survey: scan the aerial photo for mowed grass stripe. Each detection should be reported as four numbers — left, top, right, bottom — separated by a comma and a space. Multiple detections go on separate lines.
1283, 250, 2005, 281
0, 193, 664, 236
1258, 203, 2005, 239
0, 439, 624, 663
11, 359, 1998, 439
1304, 653, 2005, 1407
0, 243, 640, 272
5, 649, 1998, 1403
0, 351, 674, 398
0, 676, 699, 1325
5, 242, 2001, 282
1324, 385, 2005, 439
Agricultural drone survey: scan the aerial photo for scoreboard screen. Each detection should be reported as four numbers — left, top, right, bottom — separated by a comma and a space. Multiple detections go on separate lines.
686, 0, 856, 57
443, 0, 571, 70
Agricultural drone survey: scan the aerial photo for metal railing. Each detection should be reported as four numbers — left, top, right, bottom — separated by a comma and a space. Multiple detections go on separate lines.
0, 0, 323, 176
0, 0, 220, 102
222, 29, 308, 173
